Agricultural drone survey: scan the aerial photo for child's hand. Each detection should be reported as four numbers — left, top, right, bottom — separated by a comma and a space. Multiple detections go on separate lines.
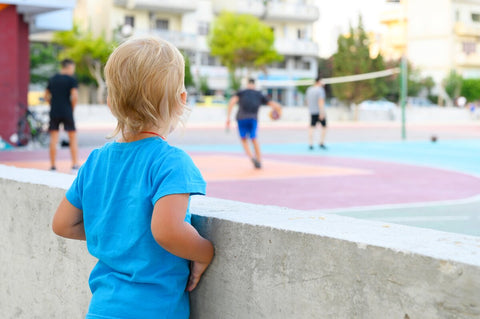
186, 260, 211, 292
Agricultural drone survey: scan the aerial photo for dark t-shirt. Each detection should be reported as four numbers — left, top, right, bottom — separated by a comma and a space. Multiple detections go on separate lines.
47, 74, 78, 118
235, 89, 270, 120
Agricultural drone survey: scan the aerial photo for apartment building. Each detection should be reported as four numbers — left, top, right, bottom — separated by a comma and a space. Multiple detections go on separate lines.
380, 0, 480, 83
71, 0, 319, 106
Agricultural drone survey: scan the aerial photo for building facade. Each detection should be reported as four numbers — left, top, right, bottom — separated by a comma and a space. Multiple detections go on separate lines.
380, 0, 480, 83
71, 0, 319, 106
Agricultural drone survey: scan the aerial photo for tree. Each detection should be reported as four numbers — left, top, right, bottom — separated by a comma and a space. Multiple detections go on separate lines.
331, 16, 388, 106
30, 42, 59, 84
384, 59, 433, 101
182, 52, 194, 88
460, 78, 480, 102
443, 70, 463, 100
208, 12, 282, 87
53, 25, 116, 103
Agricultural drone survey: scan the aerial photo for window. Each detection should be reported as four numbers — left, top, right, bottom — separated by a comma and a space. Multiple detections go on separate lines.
269, 60, 287, 69
198, 21, 210, 36
294, 57, 311, 70
462, 41, 476, 55
125, 15, 135, 27
155, 19, 169, 30
297, 28, 306, 40
471, 13, 480, 22
200, 53, 219, 66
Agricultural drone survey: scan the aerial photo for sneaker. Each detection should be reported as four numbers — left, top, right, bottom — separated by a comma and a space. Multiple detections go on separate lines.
71, 165, 80, 174
50, 166, 56, 171
252, 158, 262, 169
309, 145, 314, 150
319, 144, 327, 150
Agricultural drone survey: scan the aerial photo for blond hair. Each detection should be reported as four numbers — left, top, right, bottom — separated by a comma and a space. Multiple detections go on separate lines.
104, 36, 186, 139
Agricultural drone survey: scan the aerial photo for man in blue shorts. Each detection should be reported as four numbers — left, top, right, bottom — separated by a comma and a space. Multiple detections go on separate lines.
226, 78, 282, 169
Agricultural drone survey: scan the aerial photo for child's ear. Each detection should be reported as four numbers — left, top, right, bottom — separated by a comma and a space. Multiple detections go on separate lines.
180, 91, 187, 105
107, 95, 111, 110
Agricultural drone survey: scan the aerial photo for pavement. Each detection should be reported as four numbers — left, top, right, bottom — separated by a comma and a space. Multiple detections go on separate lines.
1, 104, 480, 236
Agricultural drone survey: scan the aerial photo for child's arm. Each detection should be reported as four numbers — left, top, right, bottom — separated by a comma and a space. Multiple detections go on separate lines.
52, 196, 85, 240
151, 193, 214, 290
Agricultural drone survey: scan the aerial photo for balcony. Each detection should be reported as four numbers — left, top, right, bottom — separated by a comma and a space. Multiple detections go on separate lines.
455, 52, 480, 67
265, 2, 319, 23
454, 22, 480, 37
380, 2, 406, 24
275, 38, 318, 57
134, 29, 198, 51
212, 0, 264, 17
114, 0, 198, 13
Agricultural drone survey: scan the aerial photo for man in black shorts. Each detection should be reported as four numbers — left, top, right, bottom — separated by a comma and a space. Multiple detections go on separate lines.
45, 59, 79, 171
306, 76, 327, 150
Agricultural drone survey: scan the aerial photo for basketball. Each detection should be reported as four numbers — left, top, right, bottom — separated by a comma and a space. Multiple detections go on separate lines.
269, 109, 280, 120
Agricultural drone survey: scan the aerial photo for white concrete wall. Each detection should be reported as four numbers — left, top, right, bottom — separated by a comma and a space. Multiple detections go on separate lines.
1, 165, 480, 318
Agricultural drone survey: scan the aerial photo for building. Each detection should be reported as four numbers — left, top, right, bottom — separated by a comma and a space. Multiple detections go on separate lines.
0, 1, 75, 143
66, 0, 320, 106
380, 0, 480, 83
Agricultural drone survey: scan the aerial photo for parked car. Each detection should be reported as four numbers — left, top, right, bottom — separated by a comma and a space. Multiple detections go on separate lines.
358, 99, 397, 110
407, 97, 437, 107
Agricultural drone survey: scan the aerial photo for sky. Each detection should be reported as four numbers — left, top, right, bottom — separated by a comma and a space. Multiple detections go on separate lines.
314, 0, 387, 57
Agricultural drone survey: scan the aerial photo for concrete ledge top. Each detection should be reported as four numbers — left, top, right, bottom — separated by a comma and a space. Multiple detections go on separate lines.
2, 164, 479, 267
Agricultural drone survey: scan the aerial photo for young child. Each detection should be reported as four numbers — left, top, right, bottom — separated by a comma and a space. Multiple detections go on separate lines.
52, 37, 214, 318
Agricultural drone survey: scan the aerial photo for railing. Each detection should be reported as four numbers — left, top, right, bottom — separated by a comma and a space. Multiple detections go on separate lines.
114, 0, 198, 12
212, 0, 264, 17
275, 38, 319, 56
134, 29, 198, 51
454, 21, 480, 36
265, 2, 319, 22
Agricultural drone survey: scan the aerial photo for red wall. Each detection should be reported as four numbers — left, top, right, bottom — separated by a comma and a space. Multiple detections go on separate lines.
0, 5, 29, 143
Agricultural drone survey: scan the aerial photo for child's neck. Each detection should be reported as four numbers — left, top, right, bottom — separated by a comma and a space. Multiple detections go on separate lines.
120, 130, 166, 143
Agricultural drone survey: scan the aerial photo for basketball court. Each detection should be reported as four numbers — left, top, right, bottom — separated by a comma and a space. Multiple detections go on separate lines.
1, 120, 479, 237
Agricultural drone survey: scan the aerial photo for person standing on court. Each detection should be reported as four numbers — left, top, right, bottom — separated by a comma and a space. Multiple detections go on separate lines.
306, 76, 327, 150
44, 59, 79, 172
226, 78, 282, 169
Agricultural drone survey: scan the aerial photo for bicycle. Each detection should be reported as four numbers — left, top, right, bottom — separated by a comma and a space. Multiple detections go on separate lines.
11, 103, 50, 147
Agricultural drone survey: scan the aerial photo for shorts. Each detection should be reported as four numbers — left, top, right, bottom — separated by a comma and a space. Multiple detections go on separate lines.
310, 114, 327, 127
49, 115, 76, 131
237, 118, 258, 139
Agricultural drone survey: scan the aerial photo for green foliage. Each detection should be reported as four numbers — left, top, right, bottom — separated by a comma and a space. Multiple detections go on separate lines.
383, 59, 433, 102
199, 76, 210, 95
422, 76, 435, 95
460, 78, 480, 102
331, 16, 388, 104
183, 52, 194, 88
296, 78, 311, 95
30, 42, 59, 84
208, 12, 282, 79
228, 73, 241, 91
443, 70, 463, 100
53, 24, 116, 86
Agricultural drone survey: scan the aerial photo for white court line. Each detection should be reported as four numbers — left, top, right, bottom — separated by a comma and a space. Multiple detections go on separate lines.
313, 194, 480, 214
380, 216, 474, 223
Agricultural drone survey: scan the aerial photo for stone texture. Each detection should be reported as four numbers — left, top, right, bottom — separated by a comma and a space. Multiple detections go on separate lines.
1, 165, 479, 318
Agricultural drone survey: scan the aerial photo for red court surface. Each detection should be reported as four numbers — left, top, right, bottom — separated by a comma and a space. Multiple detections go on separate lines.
2, 147, 480, 211
194, 152, 480, 210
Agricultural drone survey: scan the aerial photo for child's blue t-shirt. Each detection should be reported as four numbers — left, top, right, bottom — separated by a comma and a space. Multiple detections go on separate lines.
65, 137, 206, 319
